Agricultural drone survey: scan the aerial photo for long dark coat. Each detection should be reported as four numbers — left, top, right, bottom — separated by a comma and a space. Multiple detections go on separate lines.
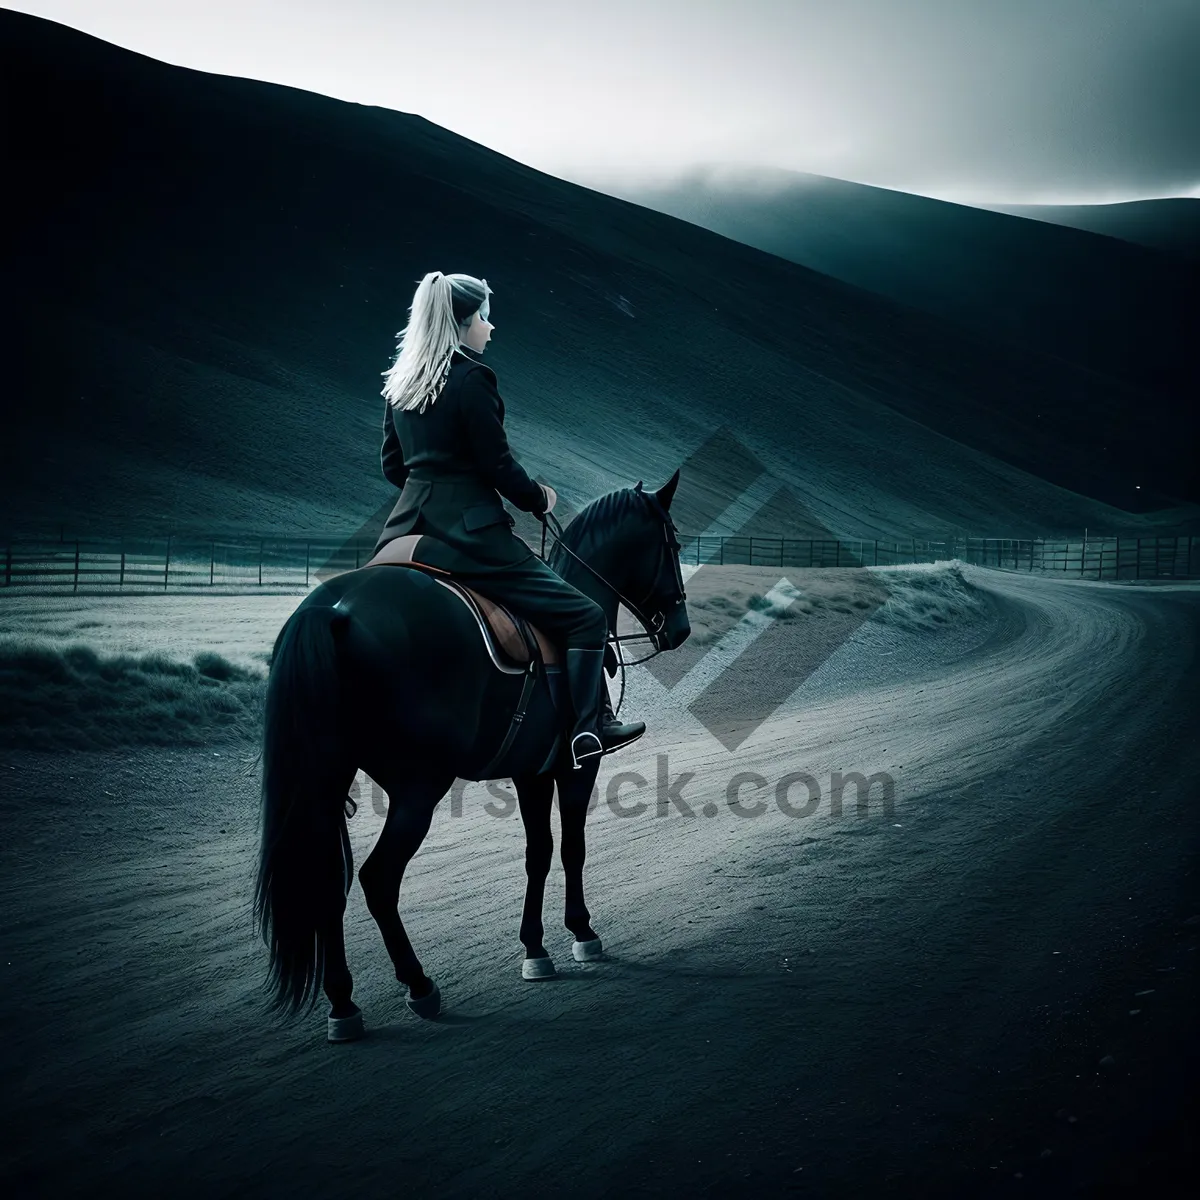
372, 348, 549, 573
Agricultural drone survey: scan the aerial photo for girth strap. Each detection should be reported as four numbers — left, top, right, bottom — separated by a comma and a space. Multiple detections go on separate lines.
475, 609, 546, 779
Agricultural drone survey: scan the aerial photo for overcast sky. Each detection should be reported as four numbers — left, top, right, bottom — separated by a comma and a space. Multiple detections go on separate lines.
10, 0, 1199, 205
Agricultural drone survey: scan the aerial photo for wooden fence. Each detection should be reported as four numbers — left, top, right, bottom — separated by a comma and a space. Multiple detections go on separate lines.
688, 534, 1200, 578
0, 534, 376, 593
1, 532, 1197, 592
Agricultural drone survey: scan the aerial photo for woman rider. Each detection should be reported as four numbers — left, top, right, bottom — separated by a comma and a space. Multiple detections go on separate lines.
372, 270, 645, 769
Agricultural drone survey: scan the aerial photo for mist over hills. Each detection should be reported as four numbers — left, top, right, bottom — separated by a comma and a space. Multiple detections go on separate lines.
4, 8, 1197, 547
606, 165, 1197, 417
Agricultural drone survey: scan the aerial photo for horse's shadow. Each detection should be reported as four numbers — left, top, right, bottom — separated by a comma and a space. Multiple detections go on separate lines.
588, 951, 777, 983
356, 968, 607, 1037
351, 952, 778, 1044
361, 1012, 481, 1039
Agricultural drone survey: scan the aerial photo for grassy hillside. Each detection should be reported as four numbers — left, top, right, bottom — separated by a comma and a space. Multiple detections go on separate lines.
4, 9, 1197, 548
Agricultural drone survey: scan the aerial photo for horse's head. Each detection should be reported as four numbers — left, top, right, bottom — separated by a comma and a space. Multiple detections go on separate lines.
548, 468, 691, 654
626, 470, 691, 652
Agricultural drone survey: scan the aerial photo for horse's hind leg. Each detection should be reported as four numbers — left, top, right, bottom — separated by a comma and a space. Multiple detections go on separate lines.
514, 769, 557, 980
324, 812, 362, 1042
358, 764, 455, 1018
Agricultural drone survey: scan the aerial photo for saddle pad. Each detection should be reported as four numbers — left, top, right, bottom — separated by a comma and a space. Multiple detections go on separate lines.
362, 534, 560, 666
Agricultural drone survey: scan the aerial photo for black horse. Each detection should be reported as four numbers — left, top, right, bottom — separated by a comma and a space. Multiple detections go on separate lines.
253, 470, 690, 1041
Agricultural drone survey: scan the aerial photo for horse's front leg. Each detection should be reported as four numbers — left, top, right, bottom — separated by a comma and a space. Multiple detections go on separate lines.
514, 769, 557, 979
556, 757, 604, 961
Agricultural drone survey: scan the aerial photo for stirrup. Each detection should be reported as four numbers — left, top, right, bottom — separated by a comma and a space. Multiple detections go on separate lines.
570, 731, 604, 769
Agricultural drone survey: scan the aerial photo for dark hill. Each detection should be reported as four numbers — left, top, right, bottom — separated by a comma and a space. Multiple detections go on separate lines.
3, 9, 1197, 546
606, 165, 1197, 427
985, 198, 1200, 262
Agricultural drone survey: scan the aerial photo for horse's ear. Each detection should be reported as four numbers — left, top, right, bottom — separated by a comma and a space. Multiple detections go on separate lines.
655, 468, 681, 511
634, 480, 644, 491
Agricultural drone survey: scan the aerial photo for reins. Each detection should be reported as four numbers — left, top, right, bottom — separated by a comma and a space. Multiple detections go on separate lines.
536, 502, 683, 716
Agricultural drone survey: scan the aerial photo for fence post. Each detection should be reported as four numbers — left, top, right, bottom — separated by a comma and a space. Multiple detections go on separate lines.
210, 541, 215, 586
355, 541, 361, 570
73, 541, 80, 593
305, 541, 311, 587
259, 539, 264, 586
120, 540, 125, 588
164, 534, 171, 591
720, 538, 724, 566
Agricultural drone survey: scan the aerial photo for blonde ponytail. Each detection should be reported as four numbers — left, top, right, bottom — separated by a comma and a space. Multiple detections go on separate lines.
381, 272, 492, 413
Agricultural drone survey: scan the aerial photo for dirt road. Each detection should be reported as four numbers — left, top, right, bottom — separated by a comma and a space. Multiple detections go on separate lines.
2, 566, 1197, 1196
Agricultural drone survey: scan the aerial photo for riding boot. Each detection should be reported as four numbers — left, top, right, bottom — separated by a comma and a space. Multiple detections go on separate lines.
599, 672, 644, 749
565, 647, 646, 770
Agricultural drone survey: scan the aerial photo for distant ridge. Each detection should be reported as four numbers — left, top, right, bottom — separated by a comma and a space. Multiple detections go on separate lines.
983, 198, 1200, 262
604, 164, 1198, 412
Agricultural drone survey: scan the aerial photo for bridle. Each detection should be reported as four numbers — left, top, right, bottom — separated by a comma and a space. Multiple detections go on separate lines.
538, 486, 687, 715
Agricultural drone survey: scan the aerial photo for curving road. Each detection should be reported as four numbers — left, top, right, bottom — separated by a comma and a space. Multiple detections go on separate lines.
1, 565, 1197, 1197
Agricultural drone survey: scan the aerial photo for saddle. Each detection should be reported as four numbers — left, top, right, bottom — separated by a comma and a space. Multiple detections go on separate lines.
360, 532, 619, 779
362, 534, 560, 670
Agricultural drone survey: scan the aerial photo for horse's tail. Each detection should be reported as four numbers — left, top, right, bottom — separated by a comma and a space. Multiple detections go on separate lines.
253, 602, 352, 1016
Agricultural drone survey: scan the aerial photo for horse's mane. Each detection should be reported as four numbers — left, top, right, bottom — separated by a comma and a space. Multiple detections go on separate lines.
546, 487, 642, 574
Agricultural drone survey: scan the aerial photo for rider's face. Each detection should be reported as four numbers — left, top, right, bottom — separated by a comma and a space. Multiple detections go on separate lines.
461, 304, 493, 352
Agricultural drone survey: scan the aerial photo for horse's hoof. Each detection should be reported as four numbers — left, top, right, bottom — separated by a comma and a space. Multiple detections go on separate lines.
407, 980, 441, 1019
327, 1007, 365, 1043
572, 937, 604, 962
522, 954, 556, 980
